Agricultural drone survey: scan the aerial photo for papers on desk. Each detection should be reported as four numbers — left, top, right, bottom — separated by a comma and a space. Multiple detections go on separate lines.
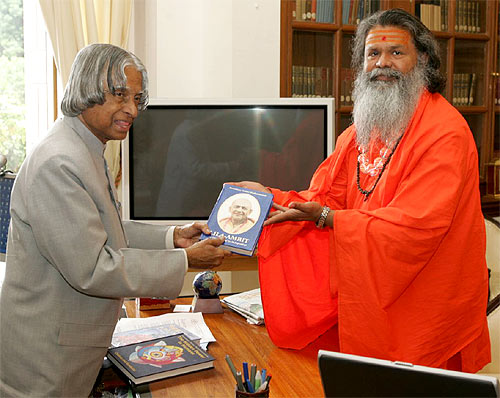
113, 312, 216, 350
221, 288, 264, 325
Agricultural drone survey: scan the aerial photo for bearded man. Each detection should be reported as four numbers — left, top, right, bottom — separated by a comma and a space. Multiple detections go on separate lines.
232, 9, 490, 372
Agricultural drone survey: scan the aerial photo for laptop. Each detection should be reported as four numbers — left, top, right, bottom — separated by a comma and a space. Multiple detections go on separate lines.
318, 350, 499, 397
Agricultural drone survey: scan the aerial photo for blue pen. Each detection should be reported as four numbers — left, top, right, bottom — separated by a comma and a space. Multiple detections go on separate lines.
245, 378, 255, 393
250, 363, 256, 387
242, 362, 249, 381
261, 368, 267, 383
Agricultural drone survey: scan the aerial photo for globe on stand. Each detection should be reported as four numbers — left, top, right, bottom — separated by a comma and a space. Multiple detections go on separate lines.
192, 270, 223, 313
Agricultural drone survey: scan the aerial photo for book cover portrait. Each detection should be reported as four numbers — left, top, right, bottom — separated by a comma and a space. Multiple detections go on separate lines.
217, 193, 261, 235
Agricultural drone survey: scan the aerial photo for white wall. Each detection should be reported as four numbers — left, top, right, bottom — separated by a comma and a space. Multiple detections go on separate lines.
131, 0, 280, 98
129, 0, 281, 294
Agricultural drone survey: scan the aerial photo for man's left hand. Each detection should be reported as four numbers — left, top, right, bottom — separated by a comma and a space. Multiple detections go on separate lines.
174, 222, 211, 248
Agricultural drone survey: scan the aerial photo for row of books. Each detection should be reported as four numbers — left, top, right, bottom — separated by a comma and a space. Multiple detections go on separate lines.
293, 66, 355, 104
293, 0, 334, 23
293, 0, 381, 25
454, 0, 482, 33
292, 65, 333, 98
417, 0, 448, 32
452, 73, 477, 106
340, 68, 355, 106
341, 0, 380, 25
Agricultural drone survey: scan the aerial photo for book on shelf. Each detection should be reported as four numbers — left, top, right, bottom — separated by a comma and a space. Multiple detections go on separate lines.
111, 324, 201, 348
107, 334, 214, 385
200, 184, 273, 256
496, 78, 500, 106
317, 0, 333, 24
440, 0, 448, 31
455, 0, 481, 33
221, 288, 264, 325
467, 73, 476, 106
452, 73, 477, 106
342, 0, 350, 24
305, 0, 312, 21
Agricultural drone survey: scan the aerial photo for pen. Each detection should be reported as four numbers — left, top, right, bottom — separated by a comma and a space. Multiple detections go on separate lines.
254, 370, 261, 390
265, 373, 272, 387
256, 380, 268, 393
250, 363, 256, 388
225, 354, 239, 382
242, 361, 249, 382
261, 368, 267, 383
236, 371, 246, 392
246, 378, 255, 393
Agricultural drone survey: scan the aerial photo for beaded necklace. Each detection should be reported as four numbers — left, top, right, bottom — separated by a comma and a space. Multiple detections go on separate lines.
356, 132, 404, 201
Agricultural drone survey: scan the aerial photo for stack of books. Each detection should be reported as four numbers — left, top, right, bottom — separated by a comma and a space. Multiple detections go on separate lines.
221, 288, 264, 325
107, 334, 214, 385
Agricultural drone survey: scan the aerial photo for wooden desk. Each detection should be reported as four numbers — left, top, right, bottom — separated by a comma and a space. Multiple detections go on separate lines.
124, 298, 338, 397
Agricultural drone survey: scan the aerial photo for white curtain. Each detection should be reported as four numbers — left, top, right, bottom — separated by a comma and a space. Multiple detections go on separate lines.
39, 0, 132, 190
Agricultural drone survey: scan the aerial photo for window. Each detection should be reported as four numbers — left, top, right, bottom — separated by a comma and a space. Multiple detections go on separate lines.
0, 0, 25, 172
0, 0, 57, 173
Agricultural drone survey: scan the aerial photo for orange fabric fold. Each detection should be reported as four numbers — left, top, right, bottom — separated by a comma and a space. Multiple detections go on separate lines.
257, 91, 490, 372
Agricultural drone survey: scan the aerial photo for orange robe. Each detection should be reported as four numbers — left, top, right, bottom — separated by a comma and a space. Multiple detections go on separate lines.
257, 90, 491, 373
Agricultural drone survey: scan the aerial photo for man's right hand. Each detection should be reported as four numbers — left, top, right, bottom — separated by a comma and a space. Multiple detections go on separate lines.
185, 236, 231, 269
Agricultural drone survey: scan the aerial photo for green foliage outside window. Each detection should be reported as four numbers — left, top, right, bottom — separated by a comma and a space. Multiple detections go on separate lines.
0, 0, 25, 172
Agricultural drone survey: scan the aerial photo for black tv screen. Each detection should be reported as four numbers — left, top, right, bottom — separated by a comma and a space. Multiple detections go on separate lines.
123, 98, 334, 222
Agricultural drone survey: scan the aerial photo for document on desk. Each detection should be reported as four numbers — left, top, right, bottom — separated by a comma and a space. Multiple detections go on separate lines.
113, 312, 216, 350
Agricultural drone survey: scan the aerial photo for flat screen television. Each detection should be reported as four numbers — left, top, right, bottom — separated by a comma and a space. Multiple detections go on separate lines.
122, 98, 335, 224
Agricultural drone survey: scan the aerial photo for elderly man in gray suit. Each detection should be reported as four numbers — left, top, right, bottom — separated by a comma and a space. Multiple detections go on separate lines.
0, 43, 231, 397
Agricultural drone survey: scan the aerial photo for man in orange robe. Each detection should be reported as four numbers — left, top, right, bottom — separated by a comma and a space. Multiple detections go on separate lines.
233, 9, 490, 373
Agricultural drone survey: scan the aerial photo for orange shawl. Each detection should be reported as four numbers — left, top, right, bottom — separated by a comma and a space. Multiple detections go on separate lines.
257, 91, 491, 372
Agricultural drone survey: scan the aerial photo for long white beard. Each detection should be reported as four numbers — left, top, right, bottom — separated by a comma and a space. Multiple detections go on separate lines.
352, 63, 426, 149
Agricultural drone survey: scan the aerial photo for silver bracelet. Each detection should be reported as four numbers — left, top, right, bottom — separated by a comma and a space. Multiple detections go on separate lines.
315, 206, 330, 229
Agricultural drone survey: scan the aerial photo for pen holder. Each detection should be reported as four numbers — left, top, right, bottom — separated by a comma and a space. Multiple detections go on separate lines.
235, 386, 270, 397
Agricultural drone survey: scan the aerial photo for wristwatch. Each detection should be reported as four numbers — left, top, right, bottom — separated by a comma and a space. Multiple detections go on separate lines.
316, 206, 330, 229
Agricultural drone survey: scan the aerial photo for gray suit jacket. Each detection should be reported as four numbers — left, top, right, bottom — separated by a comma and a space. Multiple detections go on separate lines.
0, 117, 187, 397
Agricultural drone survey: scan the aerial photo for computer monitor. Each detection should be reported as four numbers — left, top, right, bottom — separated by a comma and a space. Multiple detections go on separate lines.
122, 98, 335, 224
318, 350, 499, 398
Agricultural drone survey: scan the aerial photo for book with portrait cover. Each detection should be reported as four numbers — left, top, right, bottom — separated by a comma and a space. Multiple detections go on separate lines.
107, 334, 214, 385
200, 184, 273, 256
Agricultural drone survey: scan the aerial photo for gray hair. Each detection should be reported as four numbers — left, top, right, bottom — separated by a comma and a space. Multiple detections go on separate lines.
351, 8, 446, 93
61, 43, 149, 116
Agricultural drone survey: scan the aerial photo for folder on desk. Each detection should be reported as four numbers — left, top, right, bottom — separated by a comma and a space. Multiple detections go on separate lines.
318, 350, 499, 397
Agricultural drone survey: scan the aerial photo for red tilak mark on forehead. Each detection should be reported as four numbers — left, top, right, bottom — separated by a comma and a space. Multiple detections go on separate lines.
382, 36, 387, 41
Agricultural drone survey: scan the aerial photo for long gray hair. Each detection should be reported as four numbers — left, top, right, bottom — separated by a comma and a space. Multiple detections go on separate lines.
61, 43, 149, 116
351, 8, 446, 93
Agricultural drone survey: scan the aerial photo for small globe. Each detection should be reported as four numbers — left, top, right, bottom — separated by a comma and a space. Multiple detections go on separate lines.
193, 270, 222, 298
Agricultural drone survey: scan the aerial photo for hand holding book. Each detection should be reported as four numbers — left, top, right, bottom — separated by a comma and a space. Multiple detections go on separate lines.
185, 236, 232, 269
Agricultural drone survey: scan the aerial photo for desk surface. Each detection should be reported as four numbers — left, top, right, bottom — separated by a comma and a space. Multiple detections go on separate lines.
124, 298, 338, 398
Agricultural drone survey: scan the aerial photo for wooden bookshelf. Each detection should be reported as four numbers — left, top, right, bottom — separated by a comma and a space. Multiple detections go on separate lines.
280, 0, 500, 216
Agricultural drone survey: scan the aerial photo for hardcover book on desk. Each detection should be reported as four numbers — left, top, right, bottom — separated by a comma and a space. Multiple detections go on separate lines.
200, 184, 273, 256
107, 334, 214, 385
